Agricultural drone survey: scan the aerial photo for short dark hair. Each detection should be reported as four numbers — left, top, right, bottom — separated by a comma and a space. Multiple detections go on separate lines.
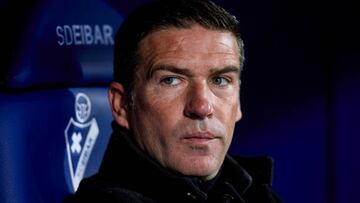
113, 0, 244, 93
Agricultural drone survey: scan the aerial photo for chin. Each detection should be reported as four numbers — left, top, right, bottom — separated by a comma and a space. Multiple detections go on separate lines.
176, 158, 220, 179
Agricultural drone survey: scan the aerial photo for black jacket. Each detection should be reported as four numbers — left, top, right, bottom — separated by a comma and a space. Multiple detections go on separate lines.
64, 124, 282, 203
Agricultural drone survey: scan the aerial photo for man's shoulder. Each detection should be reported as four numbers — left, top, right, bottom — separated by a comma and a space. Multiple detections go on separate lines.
63, 175, 156, 203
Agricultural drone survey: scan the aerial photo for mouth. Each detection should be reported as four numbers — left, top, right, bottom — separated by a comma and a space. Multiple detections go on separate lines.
182, 132, 217, 143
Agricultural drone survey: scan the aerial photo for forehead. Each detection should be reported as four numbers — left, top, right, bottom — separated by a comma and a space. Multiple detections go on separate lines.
137, 25, 240, 68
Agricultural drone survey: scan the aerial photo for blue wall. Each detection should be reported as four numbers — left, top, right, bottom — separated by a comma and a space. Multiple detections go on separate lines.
1, 0, 359, 202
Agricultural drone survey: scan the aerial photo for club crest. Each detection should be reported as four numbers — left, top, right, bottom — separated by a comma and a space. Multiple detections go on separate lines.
64, 93, 99, 192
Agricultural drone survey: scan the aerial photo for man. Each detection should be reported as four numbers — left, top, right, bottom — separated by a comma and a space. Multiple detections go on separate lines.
64, 0, 281, 202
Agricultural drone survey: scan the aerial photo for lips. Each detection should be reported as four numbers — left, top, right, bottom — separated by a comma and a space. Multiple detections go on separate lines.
182, 132, 216, 141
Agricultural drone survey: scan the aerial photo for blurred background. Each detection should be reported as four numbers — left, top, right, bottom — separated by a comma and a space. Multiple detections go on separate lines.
1, 0, 359, 203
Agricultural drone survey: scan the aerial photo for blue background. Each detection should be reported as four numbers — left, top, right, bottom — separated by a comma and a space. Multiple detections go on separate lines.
1, 0, 359, 202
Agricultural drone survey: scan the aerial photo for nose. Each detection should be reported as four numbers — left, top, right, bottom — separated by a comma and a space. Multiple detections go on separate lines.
184, 82, 214, 119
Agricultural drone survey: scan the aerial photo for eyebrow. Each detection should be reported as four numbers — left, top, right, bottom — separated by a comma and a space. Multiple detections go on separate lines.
209, 66, 241, 76
147, 64, 241, 80
147, 64, 193, 79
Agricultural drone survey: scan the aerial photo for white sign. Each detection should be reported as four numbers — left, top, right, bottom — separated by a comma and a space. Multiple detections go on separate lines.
64, 93, 99, 192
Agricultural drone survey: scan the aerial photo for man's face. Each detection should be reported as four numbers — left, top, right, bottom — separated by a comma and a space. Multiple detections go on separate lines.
131, 24, 242, 180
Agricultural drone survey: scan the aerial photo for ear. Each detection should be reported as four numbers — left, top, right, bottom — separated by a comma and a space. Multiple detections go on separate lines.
236, 82, 243, 121
108, 82, 130, 129
235, 94, 242, 121
236, 104, 242, 122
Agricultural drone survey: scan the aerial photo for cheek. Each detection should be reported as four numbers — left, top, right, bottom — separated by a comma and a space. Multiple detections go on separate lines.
217, 94, 240, 118
134, 88, 183, 130
215, 98, 241, 138
132, 89, 184, 156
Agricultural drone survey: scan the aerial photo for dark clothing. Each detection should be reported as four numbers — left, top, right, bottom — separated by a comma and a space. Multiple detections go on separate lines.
64, 124, 282, 203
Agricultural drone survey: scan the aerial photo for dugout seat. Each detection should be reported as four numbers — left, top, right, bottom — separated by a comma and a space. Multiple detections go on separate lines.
0, 0, 125, 202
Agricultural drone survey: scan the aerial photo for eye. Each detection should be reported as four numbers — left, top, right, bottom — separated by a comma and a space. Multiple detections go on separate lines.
160, 76, 181, 86
211, 76, 230, 87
